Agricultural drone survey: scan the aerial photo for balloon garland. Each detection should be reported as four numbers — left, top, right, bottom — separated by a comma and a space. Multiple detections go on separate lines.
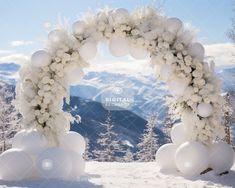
16, 7, 224, 145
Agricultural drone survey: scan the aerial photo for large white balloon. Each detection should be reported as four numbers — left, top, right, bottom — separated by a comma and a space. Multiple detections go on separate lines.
197, 103, 213, 118
156, 143, 178, 170
79, 41, 97, 61
60, 131, 86, 155
130, 46, 148, 59
64, 66, 84, 86
170, 123, 188, 145
166, 17, 183, 33
12, 130, 27, 148
20, 130, 48, 156
175, 141, 209, 176
31, 50, 51, 67
209, 142, 235, 174
0, 149, 33, 181
168, 77, 188, 97
36, 147, 72, 179
111, 8, 129, 24
68, 150, 85, 179
109, 37, 129, 57
48, 29, 67, 43
72, 21, 86, 35
160, 64, 172, 81
188, 42, 205, 61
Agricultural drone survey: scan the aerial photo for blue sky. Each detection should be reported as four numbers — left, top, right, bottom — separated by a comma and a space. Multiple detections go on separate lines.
0, 0, 234, 66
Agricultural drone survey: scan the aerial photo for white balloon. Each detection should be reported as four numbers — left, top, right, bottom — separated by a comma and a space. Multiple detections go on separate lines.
20, 130, 48, 156
160, 64, 172, 81
31, 50, 51, 67
12, 130, 27, 148
48, 29, 67, 43
60, 131, 86, 155
177, 30, 194, 46
130, 46, 148, 59
166, 17, 183, 33
0, 149, 33, 181
36, 147, 72, 179
188, 42, 205, 61
168, 77, 188, 97
175, 141, 209, 176
170, 124, 188, 145
197, 103, 213, 118
64, 67, 84, 86
68, 150, 85, 179
209, 142, 234, 174
79, 41, 97, 61
109, 37, 129, 57
156, 143, 178, 170
112, 8, 129, 24
72, 21, 85, 35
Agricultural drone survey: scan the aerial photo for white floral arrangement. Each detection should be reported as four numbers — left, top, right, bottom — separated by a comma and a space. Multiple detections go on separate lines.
16, 7, 225, 146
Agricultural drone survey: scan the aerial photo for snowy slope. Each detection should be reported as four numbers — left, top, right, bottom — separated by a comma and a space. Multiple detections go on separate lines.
0, 162, 235, 188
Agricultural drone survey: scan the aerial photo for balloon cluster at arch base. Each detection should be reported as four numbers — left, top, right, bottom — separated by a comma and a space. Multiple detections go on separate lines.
156, 123, 235, 177
0, 130, 86, 181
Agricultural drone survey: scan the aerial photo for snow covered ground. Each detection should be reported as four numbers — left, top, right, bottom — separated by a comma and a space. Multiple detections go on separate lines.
0, 162, 235, 188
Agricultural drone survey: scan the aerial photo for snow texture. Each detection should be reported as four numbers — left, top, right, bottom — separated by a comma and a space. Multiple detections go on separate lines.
0, 162, 235, 188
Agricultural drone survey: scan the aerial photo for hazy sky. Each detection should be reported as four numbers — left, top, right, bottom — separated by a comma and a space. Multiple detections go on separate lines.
0, 0, 234, 68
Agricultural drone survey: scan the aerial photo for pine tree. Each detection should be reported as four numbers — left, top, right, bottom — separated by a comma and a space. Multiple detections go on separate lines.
0, 85, 22, 153
123, 148, 134, 162
136, 113, 159, 162
222, 92, 234, 144
84, 138, 92, 161
94, 111, 122, 162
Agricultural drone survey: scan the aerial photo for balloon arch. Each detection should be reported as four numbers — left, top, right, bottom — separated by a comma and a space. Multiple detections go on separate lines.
0, 7, 234, 181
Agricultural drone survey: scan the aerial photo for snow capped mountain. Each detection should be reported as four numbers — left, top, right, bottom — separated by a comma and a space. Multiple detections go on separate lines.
0, 63, 20, 85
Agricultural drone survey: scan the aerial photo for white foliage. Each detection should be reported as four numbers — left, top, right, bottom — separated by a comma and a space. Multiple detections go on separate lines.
79, 41, 97, 61
31, 50, 51, 67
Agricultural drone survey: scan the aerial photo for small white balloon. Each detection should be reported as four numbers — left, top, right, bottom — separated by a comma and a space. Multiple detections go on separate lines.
197, 103, 213, 118
130, 46, 148, 59
171, 123, 188, 145
175, 141, 209, 176
12, 129, 27, 148
72, 21, 86, 35
48, 29, 67, 43
20, 130, 48, 156
166, 17, 183, 33
188, 42, 205, 61
0, 149, 34, 181
109, 37, 129, 57
31, 50, 51, 67
60, 131, 86, 155
160, 64, 172, 81
168, 77, 188, 97
79, 41, 97, 61
209, 142, 234, 174
68, 150, 85, 179
36, 147, 72, 179
112, 8, 129, 24
156, 143, 178, 170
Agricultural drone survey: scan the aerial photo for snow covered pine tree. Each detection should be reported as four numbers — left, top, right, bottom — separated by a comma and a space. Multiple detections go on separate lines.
136, 113, 159, 162
94, 111, 122, 162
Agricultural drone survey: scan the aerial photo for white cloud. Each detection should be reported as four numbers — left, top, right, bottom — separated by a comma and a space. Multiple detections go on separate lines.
10, 40, 34, 47
0, 53, 29, 65
204, 43, 235, 68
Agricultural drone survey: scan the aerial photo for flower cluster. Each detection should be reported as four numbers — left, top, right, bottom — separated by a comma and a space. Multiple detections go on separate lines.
16, 7, 224, 145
